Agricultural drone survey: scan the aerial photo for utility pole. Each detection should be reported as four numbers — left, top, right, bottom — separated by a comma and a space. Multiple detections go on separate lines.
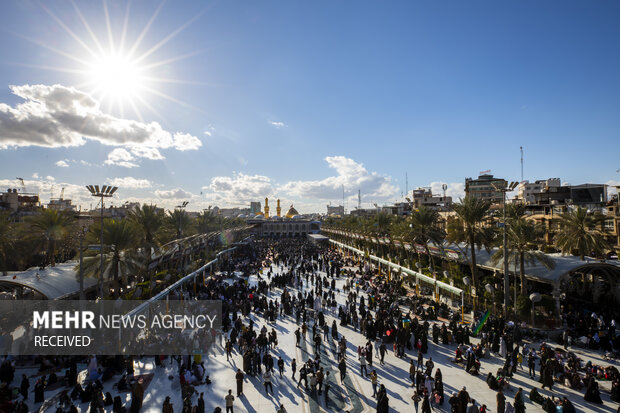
358, 190, 361, 210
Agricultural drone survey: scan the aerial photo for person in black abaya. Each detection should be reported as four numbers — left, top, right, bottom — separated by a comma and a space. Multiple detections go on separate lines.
34, 378, 45, 403
20, 374, 29, 400
583, 375, 603, 404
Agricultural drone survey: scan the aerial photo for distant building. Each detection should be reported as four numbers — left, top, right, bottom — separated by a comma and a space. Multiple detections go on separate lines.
411, 188, 452, 210
87, 202, 141, 219
212, 207, 251, 218
524, 182, 613, 250
0, 188, 40, 212
349, 208, 380, 217
380, 202, 413, 216
326, 205, 345, 216
607, 185, 620, 255
465, 174, 507, 204
569, 184, 607, 206
47, 198, 77, 212
516, 178, 561, 204
250, 201, 261, 214
248, 203, 321, 237
531, 183, 608, 209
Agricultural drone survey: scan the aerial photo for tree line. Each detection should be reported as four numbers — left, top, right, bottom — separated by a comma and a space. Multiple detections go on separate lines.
0, 205, 247, 283
324, 196, 611, 313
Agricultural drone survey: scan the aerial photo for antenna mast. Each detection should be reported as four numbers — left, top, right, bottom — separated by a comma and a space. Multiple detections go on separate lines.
520, 146, 524, 181
358, 189, 361, 210
406, 172, 408, 198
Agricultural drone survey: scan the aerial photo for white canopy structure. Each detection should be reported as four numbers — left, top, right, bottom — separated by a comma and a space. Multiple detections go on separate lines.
0, 261, 97, 300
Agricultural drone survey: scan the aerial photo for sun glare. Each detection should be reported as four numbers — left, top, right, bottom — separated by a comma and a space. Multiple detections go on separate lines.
88, 53, 144, 102
29, 1, 208, 119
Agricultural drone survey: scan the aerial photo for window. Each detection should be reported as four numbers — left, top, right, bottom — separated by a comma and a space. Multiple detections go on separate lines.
604, 219, 614, 229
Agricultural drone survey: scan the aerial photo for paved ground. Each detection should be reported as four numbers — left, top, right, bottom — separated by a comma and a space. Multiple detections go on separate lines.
8, 262, 620, 413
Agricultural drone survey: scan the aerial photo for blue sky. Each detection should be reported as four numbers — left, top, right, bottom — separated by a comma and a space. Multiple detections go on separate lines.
0, 1, 619, 213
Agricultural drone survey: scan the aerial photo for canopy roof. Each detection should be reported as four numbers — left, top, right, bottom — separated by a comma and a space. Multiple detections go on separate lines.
330, 239, 463, 296
0, 261, 97, 299
324, 228, 620, 287
452, 243, 620, 285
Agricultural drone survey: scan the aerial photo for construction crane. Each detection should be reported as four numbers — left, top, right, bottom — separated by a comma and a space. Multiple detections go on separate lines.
16, 178, 26, 192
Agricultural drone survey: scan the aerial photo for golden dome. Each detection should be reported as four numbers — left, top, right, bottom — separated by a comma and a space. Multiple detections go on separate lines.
285, 205, 300, 218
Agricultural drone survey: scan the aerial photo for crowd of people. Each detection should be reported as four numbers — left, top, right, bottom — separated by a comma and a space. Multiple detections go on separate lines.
0, 237, 618, 413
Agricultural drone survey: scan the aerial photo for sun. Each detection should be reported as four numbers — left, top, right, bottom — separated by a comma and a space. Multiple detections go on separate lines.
27, 1, 209, 120
88, 52, 146, 103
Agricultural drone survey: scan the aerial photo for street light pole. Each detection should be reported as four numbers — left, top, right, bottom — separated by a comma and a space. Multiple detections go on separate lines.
78, 226, 87, 300
86, 185, 118, 298
502, 190, 509, 317
176, 201, 189, 239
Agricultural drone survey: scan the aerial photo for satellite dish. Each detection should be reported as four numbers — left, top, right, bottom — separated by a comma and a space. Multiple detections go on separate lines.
485, 283, 495, 294
463, 276, 471, 286
529, 292, 541, 303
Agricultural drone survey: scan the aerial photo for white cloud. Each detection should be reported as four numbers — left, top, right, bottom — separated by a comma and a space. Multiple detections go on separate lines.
155, 188, 194, 199
46, 176, 55, 181
106, 177, 152, 189
32, 173, 39, 179
202, 173, 274, 206
0, 84, 202, 158
79, 160, 92, 167
203, 125, 216, 137
199, 156, 398, 212
129, 146, 164, 160
55, 160, 69, 168
427, 181, 466, 201
171, 132, 201, 151
104, 148, 138, 168
281, 156, 397, 201
269, 121, 286, 128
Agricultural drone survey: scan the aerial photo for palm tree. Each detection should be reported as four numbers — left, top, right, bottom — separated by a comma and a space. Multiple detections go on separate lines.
409, 206, 446, 274
78, 219, 141, 297
555, 207, 609, 260
196, 211, 218, 234
128, 204, 165, 256
505, 203, 527, 220
491, 218, 555, 294
364, 212, 392, 256
27, 209, 75, 267
0, 213, 14, 275
166, 209, 193, 240
447, 196, 495, 308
